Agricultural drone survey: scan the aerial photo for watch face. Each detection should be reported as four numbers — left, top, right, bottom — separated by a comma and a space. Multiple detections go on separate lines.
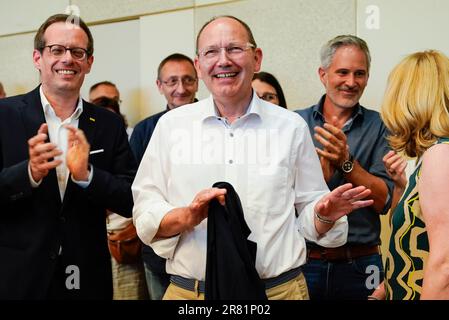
342, 160, 353, 173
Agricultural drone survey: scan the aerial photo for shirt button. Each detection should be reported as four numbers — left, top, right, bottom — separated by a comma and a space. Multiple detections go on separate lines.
50, 253, 57, 260
229, 132, 234, 137
60, 216, 66, 223
229, 160, 233, 164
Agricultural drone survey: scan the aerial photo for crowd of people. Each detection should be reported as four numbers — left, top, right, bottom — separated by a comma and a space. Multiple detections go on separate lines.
1, 13, 449, 301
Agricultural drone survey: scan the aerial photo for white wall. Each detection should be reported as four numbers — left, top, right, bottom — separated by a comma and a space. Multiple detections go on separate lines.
357, 0, 449, 110
80, 19, 141, 127
139, 9, 197, 119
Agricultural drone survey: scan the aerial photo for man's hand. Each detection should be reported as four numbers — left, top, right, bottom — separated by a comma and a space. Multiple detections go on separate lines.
383, 150, 407, 189
66, 125, 90, 181
156, 187, 227, 238
315, 183, 373, 223
184, 188, 227, 229
314, 117, 350, 168
28, 123, 62, 182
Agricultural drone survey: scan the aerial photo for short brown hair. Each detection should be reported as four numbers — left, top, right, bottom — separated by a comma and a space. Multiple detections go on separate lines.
34, 14, 94, 57
157, 53, 196, 80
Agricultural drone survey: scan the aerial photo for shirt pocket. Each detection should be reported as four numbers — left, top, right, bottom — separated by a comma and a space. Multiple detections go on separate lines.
246, 164, 288, 215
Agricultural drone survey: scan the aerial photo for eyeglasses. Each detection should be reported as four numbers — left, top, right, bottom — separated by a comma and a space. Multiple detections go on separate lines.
258, 93, 278, 102
44, 44, 88, 61
161, 76, 197, 87
198, 43, 255, 61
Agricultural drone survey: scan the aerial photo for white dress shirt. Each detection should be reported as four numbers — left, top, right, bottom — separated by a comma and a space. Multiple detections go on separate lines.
29, 87, 92, 200
132, 93, 348, 280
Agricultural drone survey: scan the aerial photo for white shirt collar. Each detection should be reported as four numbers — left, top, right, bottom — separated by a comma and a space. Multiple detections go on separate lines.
200, 90, 262, 122
39, 86, 83, 120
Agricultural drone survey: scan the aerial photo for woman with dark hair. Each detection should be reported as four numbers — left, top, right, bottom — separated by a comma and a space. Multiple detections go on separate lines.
252, 71, 287, 108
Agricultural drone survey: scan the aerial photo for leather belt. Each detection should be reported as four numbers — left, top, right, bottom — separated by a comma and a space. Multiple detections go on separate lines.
307, 245, 380, 262
170, 266, 302, 294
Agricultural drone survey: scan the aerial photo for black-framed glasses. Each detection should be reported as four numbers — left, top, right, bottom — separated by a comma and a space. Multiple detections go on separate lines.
259, 92, 278, 102
43, 44, 88, 61
161, 76, 197, 87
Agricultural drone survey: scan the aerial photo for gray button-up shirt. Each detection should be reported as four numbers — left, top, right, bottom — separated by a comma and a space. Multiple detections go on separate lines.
296, 95, 394, 246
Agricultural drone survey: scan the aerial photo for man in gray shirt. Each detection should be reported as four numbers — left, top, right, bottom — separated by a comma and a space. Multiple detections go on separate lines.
296, 35, 393, 300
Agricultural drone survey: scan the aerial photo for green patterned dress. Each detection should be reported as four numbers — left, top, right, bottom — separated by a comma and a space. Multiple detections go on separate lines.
385, 137, 449, 300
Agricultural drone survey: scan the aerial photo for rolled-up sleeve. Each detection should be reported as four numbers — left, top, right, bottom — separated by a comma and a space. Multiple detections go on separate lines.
132, 119, 180, 259
293, 120, 348, 247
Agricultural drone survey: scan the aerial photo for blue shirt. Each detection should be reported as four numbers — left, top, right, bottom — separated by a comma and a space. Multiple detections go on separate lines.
296, 95, 394, 246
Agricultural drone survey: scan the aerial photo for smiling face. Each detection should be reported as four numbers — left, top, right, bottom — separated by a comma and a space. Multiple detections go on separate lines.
33, 22, 93, 97
319, 45, 369, 111
194, 17, 262, 105
156, 59, 198, 109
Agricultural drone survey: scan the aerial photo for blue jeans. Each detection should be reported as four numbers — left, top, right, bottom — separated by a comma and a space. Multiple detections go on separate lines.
143, 262, 170, 300
302, 253, 384, 300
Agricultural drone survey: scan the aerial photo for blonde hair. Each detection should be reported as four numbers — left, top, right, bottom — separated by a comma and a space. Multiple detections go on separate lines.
381, 50, 449, 158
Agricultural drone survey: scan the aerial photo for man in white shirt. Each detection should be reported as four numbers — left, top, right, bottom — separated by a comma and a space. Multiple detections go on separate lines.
132, 15, 374, 300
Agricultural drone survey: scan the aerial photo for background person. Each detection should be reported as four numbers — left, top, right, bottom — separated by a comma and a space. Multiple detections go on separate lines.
252, 71, 287, 108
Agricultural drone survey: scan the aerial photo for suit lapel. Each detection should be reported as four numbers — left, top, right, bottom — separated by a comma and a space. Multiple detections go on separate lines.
20, 86, 62, 207
77, 101, 97, 147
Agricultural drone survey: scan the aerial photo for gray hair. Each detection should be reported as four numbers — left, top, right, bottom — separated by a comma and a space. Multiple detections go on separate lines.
320, 35, 371, 71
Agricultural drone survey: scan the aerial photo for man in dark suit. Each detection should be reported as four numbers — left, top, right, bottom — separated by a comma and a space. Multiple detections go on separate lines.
0, 14, 136, 299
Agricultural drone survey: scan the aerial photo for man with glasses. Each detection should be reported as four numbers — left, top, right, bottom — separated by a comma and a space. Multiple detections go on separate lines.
296, 35, 393, 300
0, 14, 136, 299
132, 16, 374, 300
130, 53, 198, 164
129, 53, 198, 300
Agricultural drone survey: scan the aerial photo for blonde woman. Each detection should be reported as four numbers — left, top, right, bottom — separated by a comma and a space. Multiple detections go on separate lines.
380, 50, 449, 300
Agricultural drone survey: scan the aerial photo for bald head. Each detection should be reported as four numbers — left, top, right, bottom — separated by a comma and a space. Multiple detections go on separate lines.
196, 15, 257, 55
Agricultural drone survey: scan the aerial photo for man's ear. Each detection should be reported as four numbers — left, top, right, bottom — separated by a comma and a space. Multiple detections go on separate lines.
194, 56, 202, 80
33, 49, 42, 71
85, 55, 94, 74
318, 67, 327, 86
253, 48, 263, 73
156, 79, 163, 94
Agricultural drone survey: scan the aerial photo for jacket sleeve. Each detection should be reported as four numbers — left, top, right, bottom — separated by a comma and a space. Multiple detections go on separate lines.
0, 159, 33, 205
83, 118, 137, 217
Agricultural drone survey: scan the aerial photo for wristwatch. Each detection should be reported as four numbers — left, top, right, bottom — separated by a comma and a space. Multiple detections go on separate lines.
341, 154, 354, 173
